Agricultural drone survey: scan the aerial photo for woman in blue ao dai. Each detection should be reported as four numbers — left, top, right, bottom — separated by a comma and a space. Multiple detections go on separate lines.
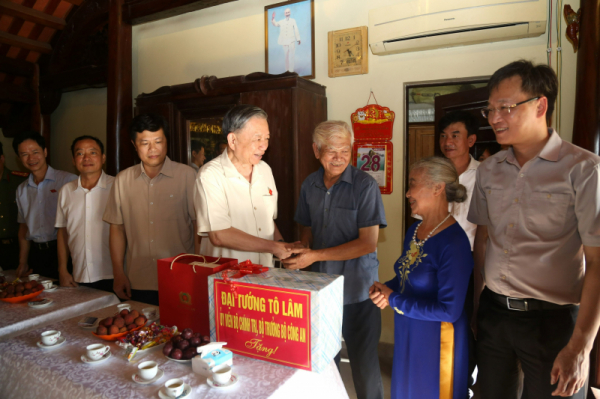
370, 157, 474, 399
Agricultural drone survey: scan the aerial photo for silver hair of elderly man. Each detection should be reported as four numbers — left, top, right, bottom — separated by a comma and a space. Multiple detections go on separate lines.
221, 105, 268, 137
313, 120, 355, 151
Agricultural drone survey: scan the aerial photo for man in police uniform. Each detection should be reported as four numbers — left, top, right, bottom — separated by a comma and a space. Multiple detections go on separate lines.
0, 142, 28, 270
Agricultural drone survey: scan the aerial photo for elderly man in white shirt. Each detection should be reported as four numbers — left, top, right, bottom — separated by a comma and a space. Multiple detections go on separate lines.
194, 104, 293, 266
55, 136, 115, 292
271, 8, 301, 72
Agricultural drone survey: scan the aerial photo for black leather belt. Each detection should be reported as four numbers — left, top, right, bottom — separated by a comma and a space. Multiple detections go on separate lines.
487, 288, 576, 311
32, 240, 57, 250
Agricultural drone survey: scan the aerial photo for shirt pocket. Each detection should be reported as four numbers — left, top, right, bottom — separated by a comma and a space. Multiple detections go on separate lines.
525, 192, 571, 238
328, 207, 359, 243
485, 188, 505, 225
262, 195, 277, 220
159, 193, 180, 220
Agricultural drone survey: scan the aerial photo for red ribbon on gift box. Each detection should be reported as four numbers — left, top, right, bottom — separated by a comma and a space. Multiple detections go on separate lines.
220, 260, 269, 299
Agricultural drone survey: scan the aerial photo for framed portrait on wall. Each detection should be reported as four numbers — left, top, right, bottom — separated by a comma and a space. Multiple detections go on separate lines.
265, 0, 315, 79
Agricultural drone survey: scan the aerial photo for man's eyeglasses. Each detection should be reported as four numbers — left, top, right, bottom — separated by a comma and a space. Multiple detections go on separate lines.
480, 97, 540, 119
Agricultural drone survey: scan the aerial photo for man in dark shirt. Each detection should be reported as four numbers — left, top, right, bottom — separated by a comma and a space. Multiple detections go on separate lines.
284, 120, 387, 399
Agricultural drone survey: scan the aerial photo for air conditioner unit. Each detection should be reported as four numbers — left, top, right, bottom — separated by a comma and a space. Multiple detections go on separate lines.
369, 0, 547, 55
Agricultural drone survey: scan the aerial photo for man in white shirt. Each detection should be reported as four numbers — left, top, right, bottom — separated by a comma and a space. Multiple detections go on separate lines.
13, 131, 77, 279
55, 136, 115, 292
438, 110, 480, 249
271, 8, 301, 72
195, 104, 293, 266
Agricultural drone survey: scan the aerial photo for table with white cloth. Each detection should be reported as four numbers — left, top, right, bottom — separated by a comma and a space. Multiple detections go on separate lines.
0, 300, 350, 399
0, 271, 120, 341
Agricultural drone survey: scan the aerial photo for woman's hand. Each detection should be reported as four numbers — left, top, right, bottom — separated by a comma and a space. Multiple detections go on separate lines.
369, 281, 391, 309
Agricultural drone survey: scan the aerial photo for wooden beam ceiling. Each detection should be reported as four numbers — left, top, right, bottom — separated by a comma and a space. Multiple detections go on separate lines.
0, 82, 35, 103
0, 55, 35, 76
0, 0, 66, 30
0, 31, 52, 53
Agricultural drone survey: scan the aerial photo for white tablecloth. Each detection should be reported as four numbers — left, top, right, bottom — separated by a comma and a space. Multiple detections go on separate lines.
0, 301, 349, 399
0, 272, 120, 340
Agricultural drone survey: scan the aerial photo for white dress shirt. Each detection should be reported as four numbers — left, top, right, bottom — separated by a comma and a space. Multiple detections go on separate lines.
451, 156, 480, 250
16, 166, 77, 243
195, 150, 278, 267
55, 171, 115, 283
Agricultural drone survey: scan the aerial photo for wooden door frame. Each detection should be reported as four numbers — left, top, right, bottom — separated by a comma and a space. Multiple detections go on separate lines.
402, 76, 489, 233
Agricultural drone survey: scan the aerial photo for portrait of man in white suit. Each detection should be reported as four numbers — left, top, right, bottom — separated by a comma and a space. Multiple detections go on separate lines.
271, 8, 301, 72
265, 0, 314, 78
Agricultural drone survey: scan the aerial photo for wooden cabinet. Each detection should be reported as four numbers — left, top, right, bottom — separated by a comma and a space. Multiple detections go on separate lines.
134, 72, 327, 241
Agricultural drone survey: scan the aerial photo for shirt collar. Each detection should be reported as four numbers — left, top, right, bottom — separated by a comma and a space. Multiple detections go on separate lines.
76, 170, 108, 191
134, 157, 173, 180
314, 165, 353, 189
538, 129, 562, 162
28, 165, 55, 186
498, 128, 561, 164
467, 155, 480, 171
220, 149, 263, 180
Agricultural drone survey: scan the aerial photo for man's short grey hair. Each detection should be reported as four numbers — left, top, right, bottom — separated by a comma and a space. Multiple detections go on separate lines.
313, 120, 354, 151
410, 156, 468, 203
222, 105, 268, 137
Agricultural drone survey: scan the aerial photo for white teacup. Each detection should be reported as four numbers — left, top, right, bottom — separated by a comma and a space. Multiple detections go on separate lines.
41, 330, 61, 346
138, 360, 158, 380
164, 378, 185, 397
213, 366, 232, 384
41, 280, 53, 289
142, 307, 157, 320
86, 343, 110, 360
117, 303, 131, 312
28, 274, 40, 281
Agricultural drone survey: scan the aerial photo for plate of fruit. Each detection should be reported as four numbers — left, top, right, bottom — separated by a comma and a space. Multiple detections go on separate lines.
163, 328, 211, 363
93, 309, 148, 340
0, 280, 44, 303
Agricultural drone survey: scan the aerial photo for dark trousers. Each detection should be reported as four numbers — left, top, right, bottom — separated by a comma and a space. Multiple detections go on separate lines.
131, 289, 159, 306
28, 240, 61, 280
0, 238, 19, 270
334, 299, 383, 399
477, 288, 586, 399
78, 279, 115, 294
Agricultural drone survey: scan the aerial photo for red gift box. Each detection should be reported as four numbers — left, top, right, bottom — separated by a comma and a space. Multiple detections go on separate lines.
157, 254, 237, 336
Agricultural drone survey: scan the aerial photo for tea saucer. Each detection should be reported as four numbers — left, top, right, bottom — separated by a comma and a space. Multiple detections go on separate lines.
28, 299, 53, 308
36, 336, 66, 349
158, 383, 192, 398
44, 284, 58, 292
81, 351, 111, 364
132, 368, 164, 385
207, 373, 239, 389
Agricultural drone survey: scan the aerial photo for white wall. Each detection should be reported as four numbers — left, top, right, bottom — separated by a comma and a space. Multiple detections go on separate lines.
50, 88, 108, 174
131, 0, 579, 343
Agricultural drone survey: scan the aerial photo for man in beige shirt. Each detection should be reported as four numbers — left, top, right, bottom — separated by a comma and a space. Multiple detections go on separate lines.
468, 60, 600, 399
103, 114, 198, 305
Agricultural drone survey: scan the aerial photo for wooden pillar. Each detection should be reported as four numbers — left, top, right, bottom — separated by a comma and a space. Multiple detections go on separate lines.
106, 0, 133, 175
572, 0, 600, 154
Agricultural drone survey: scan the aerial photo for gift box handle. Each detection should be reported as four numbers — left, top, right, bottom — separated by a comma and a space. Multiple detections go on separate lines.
169, 254, 221, 273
